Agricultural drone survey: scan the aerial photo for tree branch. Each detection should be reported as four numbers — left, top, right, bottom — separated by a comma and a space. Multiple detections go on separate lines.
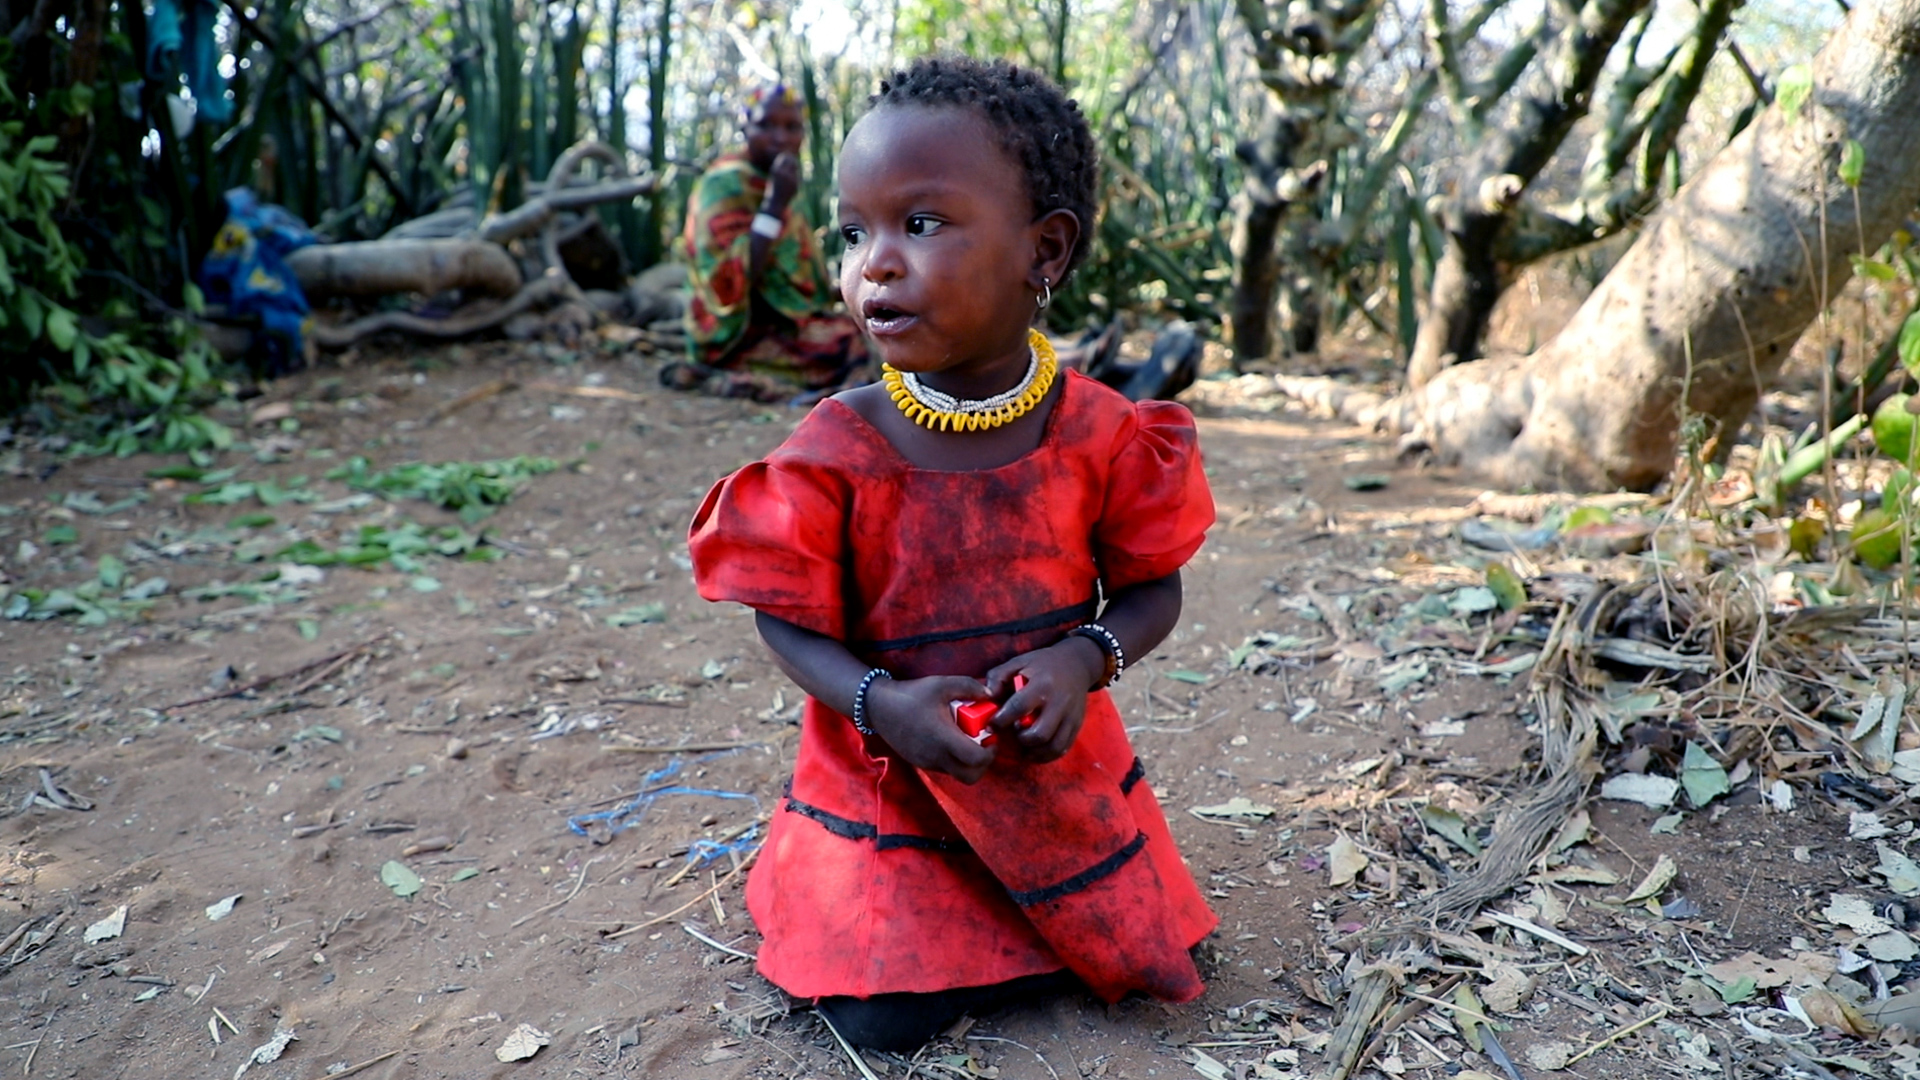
224, 0, 415, 219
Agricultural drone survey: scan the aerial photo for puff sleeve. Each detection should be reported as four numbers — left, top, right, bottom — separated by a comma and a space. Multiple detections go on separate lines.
1092, 400, 1215, 591
688, 457, 848, 640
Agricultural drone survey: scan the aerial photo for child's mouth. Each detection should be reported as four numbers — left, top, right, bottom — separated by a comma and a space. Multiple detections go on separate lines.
862, 301, 916, 336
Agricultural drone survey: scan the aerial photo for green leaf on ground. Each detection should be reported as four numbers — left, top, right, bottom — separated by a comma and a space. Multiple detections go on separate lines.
1164, 669, 1211, 684
607, 603, 667, 627
1902, 312, 1920, 378
1485, 562, 1527, 611
1418, 805, 1482, 856
1681, 742, 1731, 807
380, 860, 422, 898
450, 867, 481, 883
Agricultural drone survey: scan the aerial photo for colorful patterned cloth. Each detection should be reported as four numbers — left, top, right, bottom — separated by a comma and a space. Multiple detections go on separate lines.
679, 152, 866, 399
688, 372, 1218, 1002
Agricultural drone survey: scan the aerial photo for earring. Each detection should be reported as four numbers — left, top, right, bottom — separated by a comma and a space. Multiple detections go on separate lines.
1037, 277, 1052, 311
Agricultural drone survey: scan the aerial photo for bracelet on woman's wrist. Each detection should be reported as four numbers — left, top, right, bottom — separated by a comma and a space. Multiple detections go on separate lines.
852, 667, 891, 736
751, 211, 784, 239
1067, 623, 1125, 687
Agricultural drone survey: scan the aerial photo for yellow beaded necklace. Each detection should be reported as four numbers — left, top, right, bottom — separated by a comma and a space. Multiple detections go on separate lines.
882, 328, 1057, 432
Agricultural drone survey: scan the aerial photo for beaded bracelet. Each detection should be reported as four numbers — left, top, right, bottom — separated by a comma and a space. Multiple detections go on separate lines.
1067, 623, 1126, 686
852, 667, 891, 736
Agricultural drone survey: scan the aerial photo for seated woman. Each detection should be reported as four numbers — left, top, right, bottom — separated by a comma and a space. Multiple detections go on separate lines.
669, 84, 868, 402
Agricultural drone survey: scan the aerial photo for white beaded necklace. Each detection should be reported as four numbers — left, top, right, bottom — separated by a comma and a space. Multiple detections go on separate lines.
895, 349, 1040, 415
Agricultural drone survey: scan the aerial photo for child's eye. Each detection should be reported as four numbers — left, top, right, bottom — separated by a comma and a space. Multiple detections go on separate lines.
840, 225, 865, 246
905, 215, 942, 236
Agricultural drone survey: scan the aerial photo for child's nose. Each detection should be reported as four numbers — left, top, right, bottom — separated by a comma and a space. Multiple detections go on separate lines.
860, 234, 905, 281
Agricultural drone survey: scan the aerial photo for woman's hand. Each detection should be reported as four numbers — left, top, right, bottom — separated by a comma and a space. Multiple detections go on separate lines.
866, 675, 997, 784
983, 637, 1106, 763
766, 151, 801, 211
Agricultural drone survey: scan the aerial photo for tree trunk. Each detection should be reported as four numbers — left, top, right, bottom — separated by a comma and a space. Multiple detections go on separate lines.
1406, 0, 1653, 390
1228, 116, 1293, 365
1411, 0, 1920, 492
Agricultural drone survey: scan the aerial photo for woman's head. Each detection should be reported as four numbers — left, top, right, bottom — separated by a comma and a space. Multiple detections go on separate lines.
742, 83, 805, 172
836, 58, 1097, 378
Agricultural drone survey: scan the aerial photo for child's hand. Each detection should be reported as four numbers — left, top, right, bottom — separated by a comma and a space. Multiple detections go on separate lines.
983, 638, 1106, 763
867, 675, 997, 783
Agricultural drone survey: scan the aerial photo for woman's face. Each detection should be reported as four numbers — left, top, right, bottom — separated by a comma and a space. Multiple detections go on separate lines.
745, 99, 806, 171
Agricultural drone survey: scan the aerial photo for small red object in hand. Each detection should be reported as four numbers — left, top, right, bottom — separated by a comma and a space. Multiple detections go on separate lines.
954, 676, 1029, 745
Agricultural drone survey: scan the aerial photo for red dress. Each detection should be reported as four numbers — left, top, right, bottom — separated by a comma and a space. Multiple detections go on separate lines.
687, 371, 1218, 1003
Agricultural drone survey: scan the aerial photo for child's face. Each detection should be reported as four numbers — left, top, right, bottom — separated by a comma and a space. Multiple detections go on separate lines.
836, 106, 1065, 378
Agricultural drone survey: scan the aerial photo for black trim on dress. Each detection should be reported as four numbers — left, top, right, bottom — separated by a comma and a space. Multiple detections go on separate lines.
783, 795, 972, 854
1006, 830, 1148, 907
861, 597, 1099, 653
1119, 757, 1145, 795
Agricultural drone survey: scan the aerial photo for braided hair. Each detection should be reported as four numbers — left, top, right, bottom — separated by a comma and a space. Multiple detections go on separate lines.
871, 56, 1098, 276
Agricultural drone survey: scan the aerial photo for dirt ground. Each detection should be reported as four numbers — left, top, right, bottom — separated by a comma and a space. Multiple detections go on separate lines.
0, 340, 1879, 1080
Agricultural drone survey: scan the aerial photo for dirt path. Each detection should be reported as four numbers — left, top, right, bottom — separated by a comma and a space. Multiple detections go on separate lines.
0, 345, 1862, 1080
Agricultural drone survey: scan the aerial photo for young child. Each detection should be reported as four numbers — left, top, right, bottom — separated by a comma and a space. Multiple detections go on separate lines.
689, 57, 1217, 1051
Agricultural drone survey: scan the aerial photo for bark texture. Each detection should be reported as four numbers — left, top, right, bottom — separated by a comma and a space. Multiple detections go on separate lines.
1227, 0, 1380, 365
286, 239, 524, 300
1413, 0, 1920, 491
1405, 0, 1653, 391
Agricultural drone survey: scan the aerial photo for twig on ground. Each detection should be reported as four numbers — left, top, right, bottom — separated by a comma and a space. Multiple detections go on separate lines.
607, 851, 757, 939
596, 697, 691, 710
0, 919, 33, 958
1354, 973, 1465, 1075
426, 378, 518, 423
683, 923, 756, 961
21, 1007, 56, 1075
1482, 910, 1591, 956
1564, 1006, 1670, 1067
819, 1012, 884, 1080
966, 1035, 1060, 1080
212, 1006, 240, 1035
163, 632, 389, 712
511, 856, 603, 928
304, 1049, 400, 1080
602, 740, 751, 753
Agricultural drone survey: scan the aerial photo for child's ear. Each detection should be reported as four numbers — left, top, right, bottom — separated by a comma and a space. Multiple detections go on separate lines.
1029, 209, 1080, 290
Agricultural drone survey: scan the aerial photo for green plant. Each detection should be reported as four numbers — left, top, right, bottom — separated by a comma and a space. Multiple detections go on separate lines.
2, 554, 170, 625
273, 521, 503, 573
326, 456, 560, 517
2, 67, 234, 456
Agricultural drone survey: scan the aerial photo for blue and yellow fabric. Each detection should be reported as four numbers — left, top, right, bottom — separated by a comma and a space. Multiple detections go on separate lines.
198, 189, 317, 371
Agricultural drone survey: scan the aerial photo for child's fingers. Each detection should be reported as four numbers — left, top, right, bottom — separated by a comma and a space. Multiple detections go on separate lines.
940, 733, 996, 783
928, 675, 992, 703
981, 659, 1027, 698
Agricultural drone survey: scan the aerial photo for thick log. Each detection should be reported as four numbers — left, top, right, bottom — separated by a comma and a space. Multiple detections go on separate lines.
286, 238, 524, 300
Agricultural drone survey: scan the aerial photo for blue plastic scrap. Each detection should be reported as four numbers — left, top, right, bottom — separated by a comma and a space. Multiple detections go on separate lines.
566, 759, 763, 868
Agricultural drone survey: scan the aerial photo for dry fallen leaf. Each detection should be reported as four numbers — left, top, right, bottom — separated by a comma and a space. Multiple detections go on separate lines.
1623, 854, 1677, 902
1792, 989, 1879, 1037
84, 904, 128, 944
1327, 835, 1369, 888
1825, 894, 1895, 937
1481, 963, 1536, 1014
1705, 951, 1828, 991
495, 1022, 551, 1062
